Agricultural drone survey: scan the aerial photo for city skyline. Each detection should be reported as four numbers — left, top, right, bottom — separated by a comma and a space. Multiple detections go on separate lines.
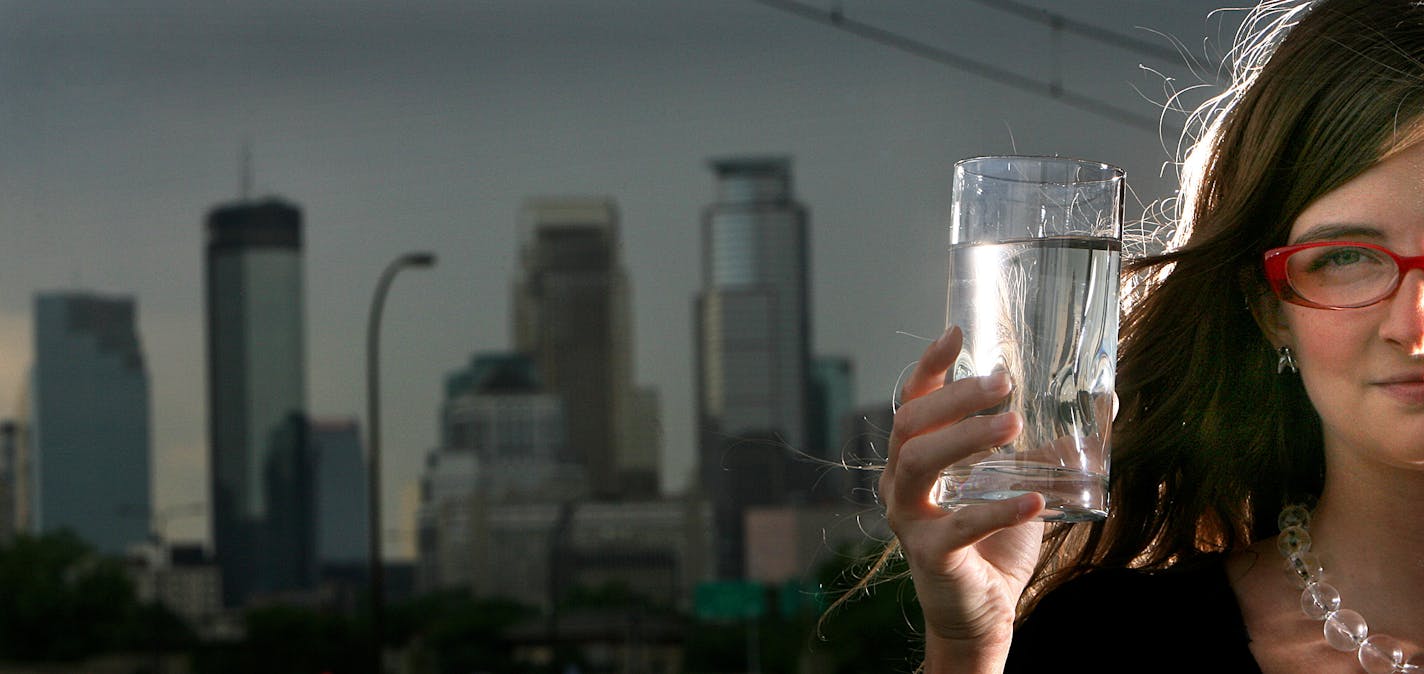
0, 0, 1239, 547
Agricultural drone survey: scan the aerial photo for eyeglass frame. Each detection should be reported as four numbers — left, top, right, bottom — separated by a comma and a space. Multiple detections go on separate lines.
1263, 240, 1424, 310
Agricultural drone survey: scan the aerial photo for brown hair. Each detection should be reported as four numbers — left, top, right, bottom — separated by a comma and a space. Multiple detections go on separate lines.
1025, 0, 1424, 609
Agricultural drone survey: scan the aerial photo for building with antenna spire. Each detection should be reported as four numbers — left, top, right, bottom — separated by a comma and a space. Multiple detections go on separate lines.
204, 194, 314, 606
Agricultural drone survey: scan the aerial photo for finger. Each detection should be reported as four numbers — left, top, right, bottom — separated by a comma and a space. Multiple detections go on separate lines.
895, 492, 1045, 573
900, 326, 963, 404
935, 492, 1046, 551
892, 370, 1012, 444
889, 411, 1021, 513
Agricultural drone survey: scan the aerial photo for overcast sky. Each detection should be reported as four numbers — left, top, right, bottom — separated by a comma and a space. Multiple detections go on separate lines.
1, 0, 1239, 552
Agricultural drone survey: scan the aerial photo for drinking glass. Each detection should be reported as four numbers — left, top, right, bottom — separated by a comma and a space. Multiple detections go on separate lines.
938, 155, 1124, 521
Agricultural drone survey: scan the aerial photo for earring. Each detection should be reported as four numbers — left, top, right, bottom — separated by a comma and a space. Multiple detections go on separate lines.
1276, 346, 1298, 374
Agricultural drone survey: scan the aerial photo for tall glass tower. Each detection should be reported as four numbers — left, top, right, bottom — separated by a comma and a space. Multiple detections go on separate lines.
205, 197, 312, 605
513, 197, 641, 499
695, 156, 813, 578
28, 292, 151, 555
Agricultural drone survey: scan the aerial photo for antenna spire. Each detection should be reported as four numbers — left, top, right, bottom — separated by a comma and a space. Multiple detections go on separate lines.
240, 140, 253, 200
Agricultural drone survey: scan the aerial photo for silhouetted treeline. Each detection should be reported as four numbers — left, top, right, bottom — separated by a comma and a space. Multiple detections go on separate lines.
0, 533, 922, 673
0, 531, 193, 661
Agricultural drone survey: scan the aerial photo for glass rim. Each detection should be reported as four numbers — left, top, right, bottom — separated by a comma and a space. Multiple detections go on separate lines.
954, 154, 1126, 186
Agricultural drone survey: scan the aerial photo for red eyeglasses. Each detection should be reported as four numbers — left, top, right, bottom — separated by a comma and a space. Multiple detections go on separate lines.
1264, 241, 1424, 309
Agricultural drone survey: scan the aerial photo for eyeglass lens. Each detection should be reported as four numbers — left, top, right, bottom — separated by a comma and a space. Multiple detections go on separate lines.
1286, 244, 1399, 307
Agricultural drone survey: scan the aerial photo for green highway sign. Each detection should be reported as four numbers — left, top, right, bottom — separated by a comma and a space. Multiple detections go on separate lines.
694, 581, 766, 621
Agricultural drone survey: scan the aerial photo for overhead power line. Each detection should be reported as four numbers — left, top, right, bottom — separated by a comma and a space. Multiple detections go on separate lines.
966, 0, 1183, 63
750, 0, 1165, 133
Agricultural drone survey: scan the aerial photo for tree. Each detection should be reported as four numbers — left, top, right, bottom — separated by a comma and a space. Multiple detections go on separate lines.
389, 590, 536, 674
0, 530, 162, 660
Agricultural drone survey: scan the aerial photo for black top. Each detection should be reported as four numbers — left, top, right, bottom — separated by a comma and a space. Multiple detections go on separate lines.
1005, 554, 1261, 673
206, 198, 302, 251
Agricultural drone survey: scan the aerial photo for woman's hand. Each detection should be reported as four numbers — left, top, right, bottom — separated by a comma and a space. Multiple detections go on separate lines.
882, 326, 1046, 673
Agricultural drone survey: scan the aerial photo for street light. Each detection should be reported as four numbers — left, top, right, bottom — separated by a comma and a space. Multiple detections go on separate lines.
366, 251, 435, 674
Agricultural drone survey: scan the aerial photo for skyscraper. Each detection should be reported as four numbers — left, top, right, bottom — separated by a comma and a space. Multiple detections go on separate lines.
796, 355, 861, 505
204, 197, 313, 605
513, 197, 641, 499
310, 418, 369, 569
27, 292, 152, 555
695, 156, 814, 577
809, 356, 855, 462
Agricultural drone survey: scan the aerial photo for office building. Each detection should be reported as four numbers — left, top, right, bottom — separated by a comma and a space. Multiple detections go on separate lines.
311, 418, 368, 568
807, 355, 858, 499
696, 157, 811, 452
695, 156, 814, 577
27, 292, 151, 554
439, 352, 578, 502
128, 542, 224, 635
809, 357, 854, 461
422, 496, 711, 611
204, 197, 313, 605
619, 386, 662, 497
262, 413, 316, 591
0, 421, 16, 545
416, 353, 577, 590
744, 503, 883, 584
513, 197, 643, 499
8, 410, 31, 536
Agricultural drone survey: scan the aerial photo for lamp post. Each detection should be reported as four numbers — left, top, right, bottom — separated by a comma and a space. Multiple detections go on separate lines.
366, 251, 435, 674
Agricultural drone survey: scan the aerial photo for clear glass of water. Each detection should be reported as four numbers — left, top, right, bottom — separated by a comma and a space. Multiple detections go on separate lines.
939, 155, 1124, 521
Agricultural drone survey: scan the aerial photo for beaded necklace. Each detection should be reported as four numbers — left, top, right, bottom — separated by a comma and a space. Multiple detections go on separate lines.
1277, 504, 1421, 673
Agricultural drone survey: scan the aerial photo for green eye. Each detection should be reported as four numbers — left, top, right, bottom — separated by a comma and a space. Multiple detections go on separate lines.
1301, 245, 1392, 272
1307, 247, 1366, 270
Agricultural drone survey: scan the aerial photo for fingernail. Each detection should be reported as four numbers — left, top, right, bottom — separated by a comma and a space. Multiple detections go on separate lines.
1017, 494, 1041, 519
980, 371, 1011, 393
935, 326, 958, 347
991, 412, 1017, 431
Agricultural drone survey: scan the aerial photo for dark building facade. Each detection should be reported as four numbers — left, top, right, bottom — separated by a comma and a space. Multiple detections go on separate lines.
204, 198, 314, 605
513, 197, 648, 499
311, 418, 368, 569
0, 421, 15, 545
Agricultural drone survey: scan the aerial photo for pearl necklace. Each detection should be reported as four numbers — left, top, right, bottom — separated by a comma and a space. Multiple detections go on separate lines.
1277, 505, 1421, 673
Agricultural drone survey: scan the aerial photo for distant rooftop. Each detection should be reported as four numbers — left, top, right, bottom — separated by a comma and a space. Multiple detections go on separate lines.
205, 197, 302, 250
445, 352, 542, 398
708, 156, 791, 176
520, 196, 617, 227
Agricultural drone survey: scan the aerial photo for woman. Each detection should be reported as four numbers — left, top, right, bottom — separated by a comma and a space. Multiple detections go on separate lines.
881, 0, 1424, 671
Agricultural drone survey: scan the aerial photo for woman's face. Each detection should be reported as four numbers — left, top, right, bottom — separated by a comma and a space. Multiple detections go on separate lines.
1272, 140, 1424, 469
